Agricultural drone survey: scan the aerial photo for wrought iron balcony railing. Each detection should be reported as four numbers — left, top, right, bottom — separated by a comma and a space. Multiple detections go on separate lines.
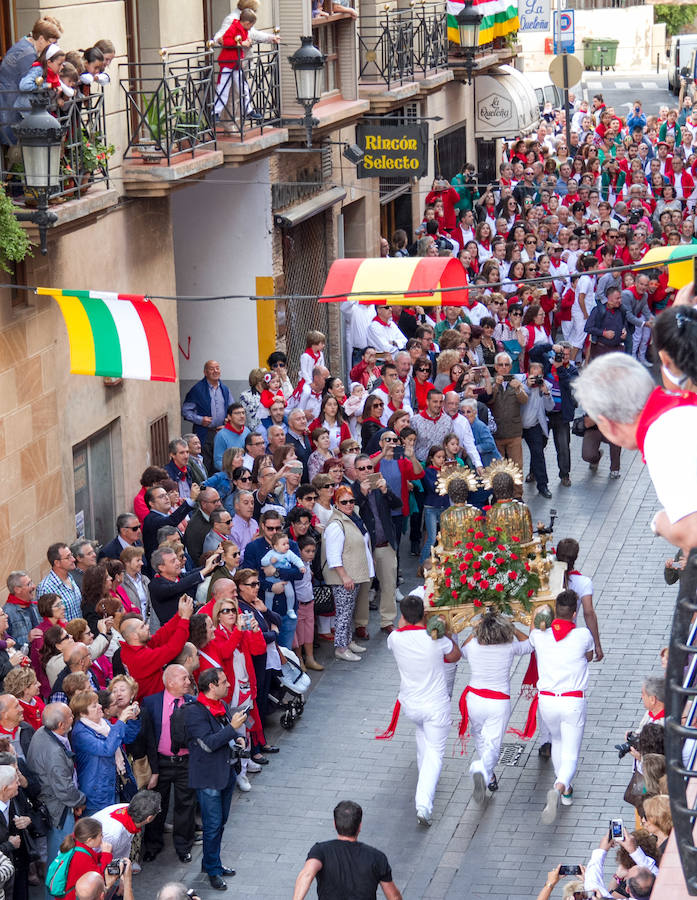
358, 4, 448, 89
0, 87, 110, 202
119, 49, 216, 164
665, 548, 697, 895
212, 43, 281, 140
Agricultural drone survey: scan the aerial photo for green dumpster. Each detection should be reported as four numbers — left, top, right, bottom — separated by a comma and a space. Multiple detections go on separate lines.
582, 37, 619, 71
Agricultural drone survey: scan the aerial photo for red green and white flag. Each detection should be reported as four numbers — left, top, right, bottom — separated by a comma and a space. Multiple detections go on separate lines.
446, 0, 519, 45
38, 288, 176, 382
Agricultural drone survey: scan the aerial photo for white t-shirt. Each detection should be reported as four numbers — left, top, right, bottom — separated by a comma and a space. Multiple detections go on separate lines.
528, 626, 594, 694
387, 628, 452, 711
567, 572, 593, 612
463, 638, 531, 694
643, 406, 697, 523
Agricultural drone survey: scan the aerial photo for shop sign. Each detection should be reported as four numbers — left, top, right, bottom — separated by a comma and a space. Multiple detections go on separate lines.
356, 123, 428, 179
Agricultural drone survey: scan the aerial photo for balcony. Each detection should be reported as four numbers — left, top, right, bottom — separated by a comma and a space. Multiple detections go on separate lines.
0, 88, 118, 221
213, 42, 289, 165
358, 4, 451, 108
448, 38, 504, 81
119, 49, 223, 196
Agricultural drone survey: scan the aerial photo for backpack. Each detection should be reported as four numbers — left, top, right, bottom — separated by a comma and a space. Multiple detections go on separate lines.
46, 846, 92, 897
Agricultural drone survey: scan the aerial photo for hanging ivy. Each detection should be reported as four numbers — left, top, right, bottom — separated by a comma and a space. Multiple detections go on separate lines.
0, 184, 33, 273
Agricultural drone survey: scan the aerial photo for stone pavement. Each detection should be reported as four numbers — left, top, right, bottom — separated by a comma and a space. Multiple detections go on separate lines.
137, 436, 675, 899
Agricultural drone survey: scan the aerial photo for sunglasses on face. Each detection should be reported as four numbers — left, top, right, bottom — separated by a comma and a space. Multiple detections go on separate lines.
220, 608, 238, 615
356, 465, 373, 471
237, 476, 252, 483
382, 437, 398, 443
265, 525, 282, 532
337, 499, 355, 506
243, 581, 260, 588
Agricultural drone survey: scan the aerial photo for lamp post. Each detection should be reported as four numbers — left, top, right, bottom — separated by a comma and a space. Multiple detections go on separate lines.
13, 89, 63, 255
288, 36, 326, 147
456, 0, 482, 85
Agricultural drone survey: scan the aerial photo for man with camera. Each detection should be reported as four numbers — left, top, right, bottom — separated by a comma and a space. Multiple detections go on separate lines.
75, 859, 134, 900
521, 362, 555, 499
585, 286, 627, 360
184, 667, 248, 891
487, 353, 528, 497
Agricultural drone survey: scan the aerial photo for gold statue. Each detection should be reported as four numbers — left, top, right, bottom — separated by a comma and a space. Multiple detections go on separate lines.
485, 470, 533, 544
437, 476, 481, 552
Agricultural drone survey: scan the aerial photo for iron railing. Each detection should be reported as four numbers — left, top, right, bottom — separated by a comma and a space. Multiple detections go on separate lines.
565, 0, 643, 8
213, 43, 281, 140
358, 4, 447, 89
119, 50, 216, 164
665, 548, 697, 895
0, 88, 110, 202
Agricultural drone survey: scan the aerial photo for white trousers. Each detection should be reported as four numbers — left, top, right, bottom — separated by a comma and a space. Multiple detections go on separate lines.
403, 702, 451, 815
215, 68, 251, 117
632, 322, 651, 361
467, 693, 511, 784
538, 695, 586, 790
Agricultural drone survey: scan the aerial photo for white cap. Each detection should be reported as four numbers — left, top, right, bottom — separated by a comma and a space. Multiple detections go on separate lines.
46, 44, 64, 60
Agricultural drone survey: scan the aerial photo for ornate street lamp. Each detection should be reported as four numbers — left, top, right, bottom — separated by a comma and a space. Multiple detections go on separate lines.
288, 36, 326, 147
456, 0, 483, 85
13, 89, 63, 254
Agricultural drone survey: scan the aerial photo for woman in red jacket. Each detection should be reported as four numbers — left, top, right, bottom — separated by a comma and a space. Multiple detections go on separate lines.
60, 818, 113, 900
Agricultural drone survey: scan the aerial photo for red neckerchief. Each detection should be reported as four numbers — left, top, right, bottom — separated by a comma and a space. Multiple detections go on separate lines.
305, 347, 321, 363
420, 410, 442, 423
479, 239, 490, 250
175, 465, 187, 480
363, 416, 382, 426
6, 593, 32, 609
396, 624, 426, 631
224, 423, 245, 434
310, 388, 322, 398
110, 807, 140, 833
550, 619, 576, 642
648, 709, 665, 721
198, 693, 227, 717
402, 308, 416, 318
635, 387, 697, 461
0, 724, 17, 739
372, 316, 390, 327
387, 401, 401, 412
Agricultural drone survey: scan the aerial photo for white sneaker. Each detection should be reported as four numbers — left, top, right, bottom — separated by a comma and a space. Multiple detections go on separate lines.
348, 641, 366, 654
416, 807, 432, 827
287, 609, 297, 619
236, 774, 252, 792
246, 760, 262, 773
335, 648, 361, 661
541, 788, 559, 824
395, 588, 404, 603
561, 787, 574, 806
472, 771, 486, 805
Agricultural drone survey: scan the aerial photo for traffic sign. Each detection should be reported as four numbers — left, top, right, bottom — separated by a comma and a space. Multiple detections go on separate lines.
552, 9, 574, 54
548, 53, 582, 90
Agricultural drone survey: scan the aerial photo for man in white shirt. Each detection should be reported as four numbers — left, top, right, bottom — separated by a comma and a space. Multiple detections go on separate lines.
381, 595, 461, 827
286, 366, 328, 421
342, 300, 377, 367
367, 305, 408, 355
442, 392, 483, 470
530, 589, 594, 824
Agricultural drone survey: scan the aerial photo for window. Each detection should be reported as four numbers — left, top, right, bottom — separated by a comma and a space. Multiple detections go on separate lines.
73, 422, 121, 545
150, 413, 169, 467
314, 23, 339, 94
434, 123, 467, 182
0, 0, 15, 59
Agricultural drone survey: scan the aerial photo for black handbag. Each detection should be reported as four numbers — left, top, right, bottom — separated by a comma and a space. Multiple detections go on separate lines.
571, 415, 587, 437
313, 584, 334, 616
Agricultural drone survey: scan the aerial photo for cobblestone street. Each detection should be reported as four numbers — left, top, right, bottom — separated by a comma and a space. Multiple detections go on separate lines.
139, 437, 675, 899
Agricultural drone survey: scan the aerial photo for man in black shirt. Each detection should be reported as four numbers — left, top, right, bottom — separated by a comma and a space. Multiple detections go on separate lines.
293, 801, 401, 900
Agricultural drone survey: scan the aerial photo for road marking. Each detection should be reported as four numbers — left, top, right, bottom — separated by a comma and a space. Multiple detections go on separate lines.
642, 82, 659, 90
585, 82, 602, 91
614, 81, 630, 89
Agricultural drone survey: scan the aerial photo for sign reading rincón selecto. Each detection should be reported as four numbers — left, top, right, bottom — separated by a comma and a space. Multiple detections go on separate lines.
356, 123, 428, 179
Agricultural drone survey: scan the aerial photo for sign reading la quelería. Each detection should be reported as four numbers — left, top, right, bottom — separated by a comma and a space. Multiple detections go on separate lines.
356, 123, 428, 179
518, 0, 551, 32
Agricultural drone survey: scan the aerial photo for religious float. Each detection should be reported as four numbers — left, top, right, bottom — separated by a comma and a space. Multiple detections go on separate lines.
424, 460, 566, 637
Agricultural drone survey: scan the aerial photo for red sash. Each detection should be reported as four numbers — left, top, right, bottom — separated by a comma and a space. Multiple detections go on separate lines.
458, 686, 510, 753
376, 626, 426, 739
635, 387, 697, 462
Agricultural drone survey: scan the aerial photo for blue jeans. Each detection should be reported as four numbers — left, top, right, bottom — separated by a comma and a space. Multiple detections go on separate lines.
278, 613, 298, 651
419, 506, 442, 564
47, 811, 74, 899
197, 770, 236, 876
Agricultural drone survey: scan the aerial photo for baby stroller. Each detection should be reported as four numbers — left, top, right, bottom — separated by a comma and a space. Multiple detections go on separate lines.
268, 647, 311, 730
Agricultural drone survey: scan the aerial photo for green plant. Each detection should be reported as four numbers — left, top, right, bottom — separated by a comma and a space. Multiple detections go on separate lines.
655, 4, 697, 37
430, 529, 540, 617
144, 90, 167, 144
80, 131, 115, 173
0, 183, 33, 273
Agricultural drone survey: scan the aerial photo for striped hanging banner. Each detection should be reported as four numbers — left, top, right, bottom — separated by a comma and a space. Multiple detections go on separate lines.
447, 0, 519, 46
37, 288, 176, 382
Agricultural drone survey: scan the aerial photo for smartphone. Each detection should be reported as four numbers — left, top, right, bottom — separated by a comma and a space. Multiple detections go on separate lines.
365, 472, 382, 490
610, 817, 624, 839
502, 373, 514, 382
559, 865, 582, 876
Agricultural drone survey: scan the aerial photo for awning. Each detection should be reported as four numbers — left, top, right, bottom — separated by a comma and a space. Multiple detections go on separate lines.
641, 245, 697, 288
37, 288, 176, 381
474, 64, 539, 139
273, 186, 347, 229
319, 258, 469, 306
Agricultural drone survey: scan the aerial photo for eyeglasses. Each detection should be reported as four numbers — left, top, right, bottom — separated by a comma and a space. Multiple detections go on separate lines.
265, 525, 282, 532
524, 240, 537, 245
220, 608, 238, 615
337, 500, 355, 506
382, 437, 398, 443
304, 494, 318, 501
416, 367, 431, 373
356, 465, 373, 471
270, 362, 285, 368
510, 311, 522, 317
237, 476, 252, 483
243, 580, 260, 588
373, 400, 384, 406
219, 518, 232, 524
56, 634, 70, 644
124, 526, 141, 532
230, 551, 241, 557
